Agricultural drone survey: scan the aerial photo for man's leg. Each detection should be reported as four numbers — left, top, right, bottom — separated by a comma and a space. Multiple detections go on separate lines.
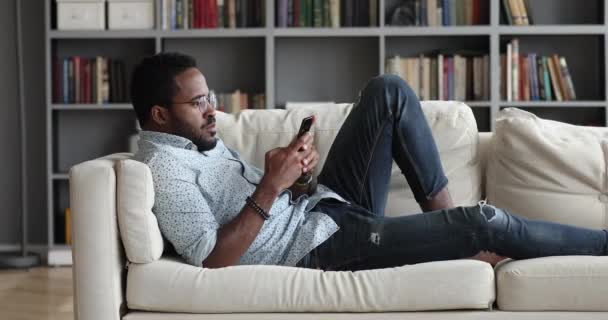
318, 74, 452, 215
303, 202, 608, 271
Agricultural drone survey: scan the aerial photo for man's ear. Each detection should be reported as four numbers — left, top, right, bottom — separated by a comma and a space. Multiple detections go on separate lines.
150, 105, 170, 126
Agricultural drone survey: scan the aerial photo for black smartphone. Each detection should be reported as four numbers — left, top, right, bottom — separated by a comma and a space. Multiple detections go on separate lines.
297, 115, 315, 138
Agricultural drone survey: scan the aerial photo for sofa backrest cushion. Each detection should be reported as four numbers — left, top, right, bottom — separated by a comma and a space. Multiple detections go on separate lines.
487, 107, 608, 229
116, 159, 164, 263
217, 101, 481, 216
385, 101, 482, 215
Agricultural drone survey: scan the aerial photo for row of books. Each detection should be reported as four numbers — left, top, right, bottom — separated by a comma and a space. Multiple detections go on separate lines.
277, 0, 378, 28
161, 0, 265, 30
217, 91, 266, 113
502, 39, 576, 102
501, 0, 533, 25
386, 53, 490, 101
387, 0, 489, 26
53, 56, 127, 104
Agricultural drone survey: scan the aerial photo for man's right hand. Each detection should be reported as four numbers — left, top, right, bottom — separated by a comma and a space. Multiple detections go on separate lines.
260, 132, 315, 194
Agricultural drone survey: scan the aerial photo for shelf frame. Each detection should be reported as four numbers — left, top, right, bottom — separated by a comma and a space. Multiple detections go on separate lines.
43, 0, 608, 263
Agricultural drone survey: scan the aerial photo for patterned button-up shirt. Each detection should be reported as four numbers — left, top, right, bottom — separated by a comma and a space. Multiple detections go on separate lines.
133, 131, 343, 267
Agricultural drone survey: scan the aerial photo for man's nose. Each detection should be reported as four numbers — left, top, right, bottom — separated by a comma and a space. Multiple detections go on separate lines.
203, 105, 216, 117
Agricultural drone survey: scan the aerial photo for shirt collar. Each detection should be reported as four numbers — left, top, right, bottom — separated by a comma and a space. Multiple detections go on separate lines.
139, 131, 199, 151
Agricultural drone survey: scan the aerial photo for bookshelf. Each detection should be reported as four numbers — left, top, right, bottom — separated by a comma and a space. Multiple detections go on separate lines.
44, 0, 608, 265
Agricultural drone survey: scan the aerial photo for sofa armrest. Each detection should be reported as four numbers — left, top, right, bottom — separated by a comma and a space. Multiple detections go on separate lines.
69, 153, 131, 320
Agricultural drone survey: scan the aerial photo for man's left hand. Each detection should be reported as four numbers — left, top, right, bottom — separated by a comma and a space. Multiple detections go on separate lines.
300, 144, 320, 174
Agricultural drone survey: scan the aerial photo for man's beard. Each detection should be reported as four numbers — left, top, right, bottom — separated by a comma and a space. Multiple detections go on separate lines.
173, 116, 218, 152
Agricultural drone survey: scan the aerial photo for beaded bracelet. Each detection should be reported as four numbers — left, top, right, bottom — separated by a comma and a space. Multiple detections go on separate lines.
246, 196, 270, 220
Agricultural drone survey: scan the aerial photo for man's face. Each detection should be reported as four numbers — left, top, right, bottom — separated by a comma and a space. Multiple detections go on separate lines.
166, 67, 218, 151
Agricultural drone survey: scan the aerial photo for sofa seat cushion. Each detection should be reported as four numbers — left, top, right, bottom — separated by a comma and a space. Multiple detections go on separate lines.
488, 107, 608, 229
127, 258, 495, 313
496, 256, 608, 311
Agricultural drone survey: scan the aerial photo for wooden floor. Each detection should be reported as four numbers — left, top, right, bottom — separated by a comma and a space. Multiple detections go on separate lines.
0, 267, 73, 320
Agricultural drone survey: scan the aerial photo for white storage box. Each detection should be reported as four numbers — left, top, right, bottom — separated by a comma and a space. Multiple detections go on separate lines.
108, 0, 155, 30
57, 0, 106, 30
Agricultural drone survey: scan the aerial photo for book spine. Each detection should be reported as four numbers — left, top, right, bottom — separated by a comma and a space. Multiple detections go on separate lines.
370, 0, 377, 26
533, 54, 540, 101
542, 57, 552, 100
218, 0, 225, 27
313, 0, 322, 27
517, 0, 529, 25
183, 0, 189, 29
321, 0, 329, 27
547, 56, 562, 101
420, 0, 427, 26
472, 0, 479, 24
501, 0, 513, 25
438, 54, 444, 100
228, 0, 236, 27
506, 43, 512, 101
521, 55, 529, 101
442, 0, 449, 25
529, 54, 538, 101
449, 0, 457, 26
512, 39, 519, 101
552, 55, 569, 100
430, 57, 438, 100
473, 57, 481, 100
288, 0, 294, 26
559, 57, 577, 100
293, 0, 300, 26
508, 0, 521, 25
329, 0, 340, 27
536, 56, 545, 100
482, 55, 489, 99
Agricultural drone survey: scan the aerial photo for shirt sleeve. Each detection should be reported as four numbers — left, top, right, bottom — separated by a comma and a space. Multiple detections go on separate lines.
150, 156, 220, 267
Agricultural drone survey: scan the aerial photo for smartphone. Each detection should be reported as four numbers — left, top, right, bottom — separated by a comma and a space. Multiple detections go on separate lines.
297, 115, 315, 138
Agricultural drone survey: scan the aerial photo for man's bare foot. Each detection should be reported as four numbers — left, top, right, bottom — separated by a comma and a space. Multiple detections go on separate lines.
468, 251, 508, 267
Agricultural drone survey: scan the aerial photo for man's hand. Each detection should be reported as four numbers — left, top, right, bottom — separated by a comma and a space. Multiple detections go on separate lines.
260, 132, 317, 193
301, 143, 320, 175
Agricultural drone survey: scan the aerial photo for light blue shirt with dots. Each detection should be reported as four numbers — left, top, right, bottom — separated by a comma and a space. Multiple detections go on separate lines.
133, 131, 343, 268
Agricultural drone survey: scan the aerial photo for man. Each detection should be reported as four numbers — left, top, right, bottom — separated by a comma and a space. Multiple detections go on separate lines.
131, 52, 608, 271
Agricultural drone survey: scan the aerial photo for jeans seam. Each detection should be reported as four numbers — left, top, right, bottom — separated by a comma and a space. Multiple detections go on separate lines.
357, 116, 393, 207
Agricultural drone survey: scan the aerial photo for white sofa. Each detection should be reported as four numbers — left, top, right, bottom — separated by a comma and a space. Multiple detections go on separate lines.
69, 101, 608, 320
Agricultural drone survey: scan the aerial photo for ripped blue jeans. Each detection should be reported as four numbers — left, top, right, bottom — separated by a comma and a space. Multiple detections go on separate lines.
296, 75, 608, 271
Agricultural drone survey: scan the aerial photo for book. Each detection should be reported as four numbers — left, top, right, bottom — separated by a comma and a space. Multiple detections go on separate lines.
438, 54, 444, 100
542, 56, 553, 100
521, 56, 530, 101
517, 0, 529, 25
329, 0, 339, 27
559, 57, 577, 100
506, 43, 512, 101
501, 0, 513, 25
511, 38, 519, 100
313, 0, 322, 27
508, 0, 522, 25
528, 54, 538, 101
370, 0, 378, 26
228, 0, 236, 28
552, 55, 569, 100
547, 55, 562, 101
323, 0, 330, 27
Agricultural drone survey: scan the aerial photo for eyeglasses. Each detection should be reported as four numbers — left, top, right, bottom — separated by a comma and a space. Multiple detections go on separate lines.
172, 91, 217, 113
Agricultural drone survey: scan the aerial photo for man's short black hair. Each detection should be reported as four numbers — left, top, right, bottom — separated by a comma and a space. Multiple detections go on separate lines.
130, 52, 197, 126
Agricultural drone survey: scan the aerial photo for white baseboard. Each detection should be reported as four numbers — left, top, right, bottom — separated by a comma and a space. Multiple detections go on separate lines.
47, 247, 72, 266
